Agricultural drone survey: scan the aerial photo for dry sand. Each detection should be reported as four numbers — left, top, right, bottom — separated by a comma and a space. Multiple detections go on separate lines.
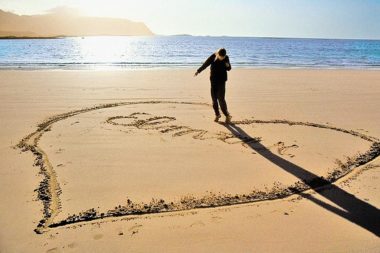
0, 69, 379, 252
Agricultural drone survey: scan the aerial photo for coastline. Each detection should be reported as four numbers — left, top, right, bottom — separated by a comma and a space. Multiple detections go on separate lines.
0, 36, 64, 39
1, 66, 380, 71
0, 68, 379, 252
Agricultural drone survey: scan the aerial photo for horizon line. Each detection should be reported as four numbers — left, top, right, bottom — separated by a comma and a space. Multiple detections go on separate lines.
1, 34, 380, 41
162, 34, 380, 41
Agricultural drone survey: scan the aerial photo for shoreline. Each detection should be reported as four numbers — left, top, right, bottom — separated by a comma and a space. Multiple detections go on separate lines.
1, 66, 380, 72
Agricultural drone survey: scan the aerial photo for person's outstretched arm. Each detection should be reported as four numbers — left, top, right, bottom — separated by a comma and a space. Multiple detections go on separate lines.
225, 56, 231, 71
194, 53, 215, 76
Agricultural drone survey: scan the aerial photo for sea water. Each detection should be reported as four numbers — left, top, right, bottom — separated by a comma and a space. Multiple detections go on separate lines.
0, 35, 379, 69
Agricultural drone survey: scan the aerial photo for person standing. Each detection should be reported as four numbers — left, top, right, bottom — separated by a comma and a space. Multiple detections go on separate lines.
194, 48, 232, 123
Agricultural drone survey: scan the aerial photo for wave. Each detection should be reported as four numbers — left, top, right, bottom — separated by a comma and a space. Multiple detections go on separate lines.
1, 36, 379, 70
1, 62, 380, 70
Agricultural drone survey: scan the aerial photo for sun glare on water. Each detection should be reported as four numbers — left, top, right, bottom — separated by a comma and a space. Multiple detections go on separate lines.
75, 36, 158, 69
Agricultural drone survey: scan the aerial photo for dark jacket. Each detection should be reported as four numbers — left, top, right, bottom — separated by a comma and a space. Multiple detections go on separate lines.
197, 53, 231, 83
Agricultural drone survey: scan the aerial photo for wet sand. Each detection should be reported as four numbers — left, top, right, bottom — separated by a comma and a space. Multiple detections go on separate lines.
0, 69, 379, 252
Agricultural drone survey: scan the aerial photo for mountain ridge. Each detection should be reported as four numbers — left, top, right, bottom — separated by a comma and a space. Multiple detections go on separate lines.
0, 9, 154, 37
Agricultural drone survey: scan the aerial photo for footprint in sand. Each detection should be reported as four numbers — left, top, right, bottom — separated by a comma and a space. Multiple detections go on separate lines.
210, 216, 223, 223
189, 220, 205, 228
67, 242, 77, 249
46, 248, 60, 253
128, 224, 143, 236
93, 234, 104, 240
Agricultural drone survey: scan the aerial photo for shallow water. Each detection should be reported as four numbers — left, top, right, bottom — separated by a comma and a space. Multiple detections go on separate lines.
0, 35, 379, 69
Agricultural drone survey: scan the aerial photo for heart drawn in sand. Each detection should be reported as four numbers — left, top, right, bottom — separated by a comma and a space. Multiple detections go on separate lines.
16, 101, 380, 234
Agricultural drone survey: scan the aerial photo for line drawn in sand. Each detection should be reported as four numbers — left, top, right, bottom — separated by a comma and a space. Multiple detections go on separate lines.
15, 100, 380, 234
273, 141, 299, 158
106, 112, 261, 144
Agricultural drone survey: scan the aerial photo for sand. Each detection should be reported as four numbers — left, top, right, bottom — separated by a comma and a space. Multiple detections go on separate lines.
0, 69, 379, 252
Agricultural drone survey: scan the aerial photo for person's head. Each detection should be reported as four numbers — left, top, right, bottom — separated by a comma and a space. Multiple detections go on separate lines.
216, 48, 227, 60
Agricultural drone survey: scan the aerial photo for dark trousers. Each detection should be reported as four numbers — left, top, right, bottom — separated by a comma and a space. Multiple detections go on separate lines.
210, 81, 229, 116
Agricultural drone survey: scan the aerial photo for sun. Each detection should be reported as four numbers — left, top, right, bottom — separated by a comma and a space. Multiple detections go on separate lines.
70, 0, 111, 17
67, 0, 147, 19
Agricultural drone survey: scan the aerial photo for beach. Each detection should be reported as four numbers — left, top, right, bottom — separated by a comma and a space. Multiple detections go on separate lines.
0, 68, 379, 252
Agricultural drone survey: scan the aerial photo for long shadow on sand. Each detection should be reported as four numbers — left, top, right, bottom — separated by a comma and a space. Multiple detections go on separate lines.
223, 123, 380, 237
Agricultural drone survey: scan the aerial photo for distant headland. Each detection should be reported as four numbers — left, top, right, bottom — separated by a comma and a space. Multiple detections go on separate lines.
0, 9, 154, 38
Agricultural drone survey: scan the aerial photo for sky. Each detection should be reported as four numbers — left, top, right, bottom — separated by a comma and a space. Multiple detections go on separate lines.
1, 0, 379, 39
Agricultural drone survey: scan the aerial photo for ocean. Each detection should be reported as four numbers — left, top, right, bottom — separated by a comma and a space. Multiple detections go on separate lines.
0, 35, 379, 70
